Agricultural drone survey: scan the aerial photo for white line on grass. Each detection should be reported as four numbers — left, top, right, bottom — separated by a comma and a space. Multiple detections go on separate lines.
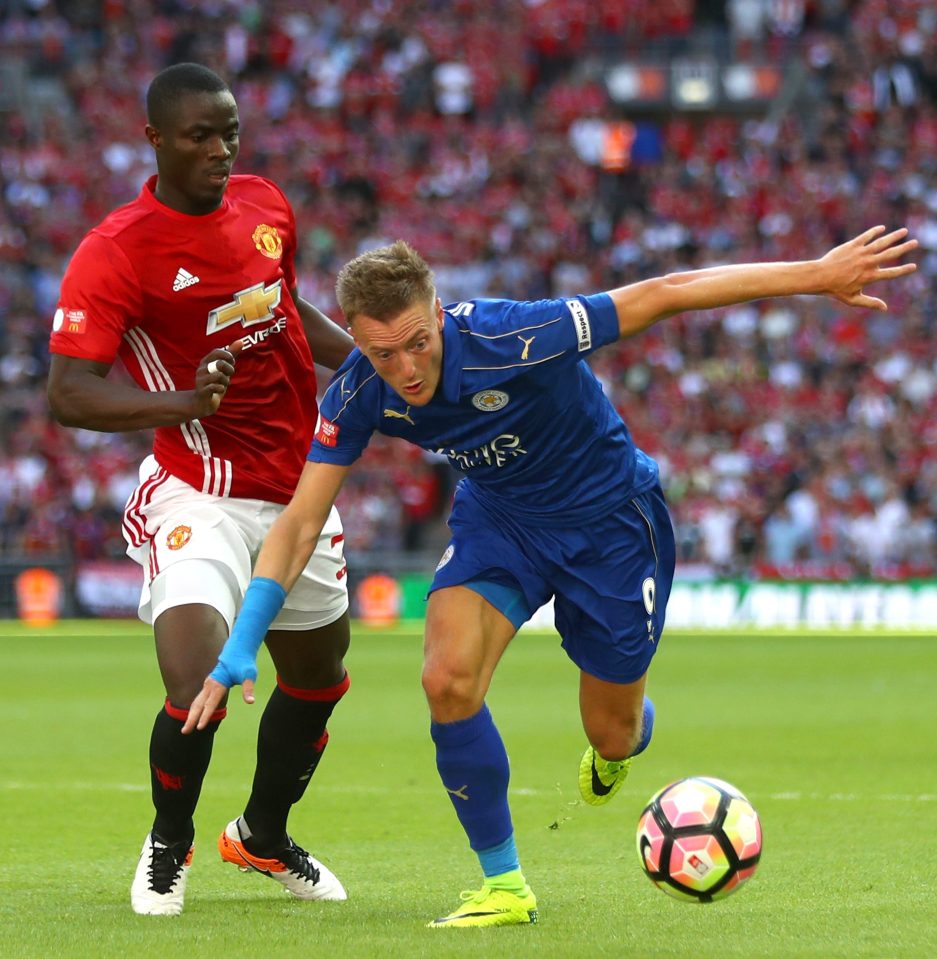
767, 791, 937, 802
4, 781, 147, 792
7, 781, 933, 802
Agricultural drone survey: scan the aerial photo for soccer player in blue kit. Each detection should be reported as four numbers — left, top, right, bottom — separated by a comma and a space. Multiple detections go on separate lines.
185, 226, 916, 927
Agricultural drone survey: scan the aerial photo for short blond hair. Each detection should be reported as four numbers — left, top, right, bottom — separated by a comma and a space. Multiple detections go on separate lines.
335, 240, 435, 323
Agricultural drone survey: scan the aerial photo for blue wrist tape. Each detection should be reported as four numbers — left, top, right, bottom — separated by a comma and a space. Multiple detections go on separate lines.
209, 576, 288, 688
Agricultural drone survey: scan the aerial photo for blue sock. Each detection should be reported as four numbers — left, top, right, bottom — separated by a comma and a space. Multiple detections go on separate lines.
478, 835, 520, 880
430, 703, 513, 852
631, 696, 655, 757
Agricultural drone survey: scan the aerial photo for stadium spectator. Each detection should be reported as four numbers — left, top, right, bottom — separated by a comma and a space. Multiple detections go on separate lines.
763, 501, 803, 565
46, 63, 355, 916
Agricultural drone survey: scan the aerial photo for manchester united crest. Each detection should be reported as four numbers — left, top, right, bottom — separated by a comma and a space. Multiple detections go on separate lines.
166, 525, 192, 550
252, 223, 283, 260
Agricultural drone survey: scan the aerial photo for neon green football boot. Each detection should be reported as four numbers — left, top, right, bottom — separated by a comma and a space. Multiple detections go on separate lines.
427, 884, 539, 928
579, 746, 631, 806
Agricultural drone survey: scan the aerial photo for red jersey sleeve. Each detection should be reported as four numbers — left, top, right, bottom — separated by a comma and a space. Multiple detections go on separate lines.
50, 232, 144, 364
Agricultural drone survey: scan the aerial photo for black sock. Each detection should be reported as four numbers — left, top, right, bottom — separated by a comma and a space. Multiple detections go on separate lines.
149, 699, 225, 844
243, 673, 349, 853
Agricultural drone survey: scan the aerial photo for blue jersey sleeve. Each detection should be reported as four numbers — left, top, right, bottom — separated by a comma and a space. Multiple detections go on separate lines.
557, 292, 619, 355
449, 292, 618, 386
307, 355, 380, 466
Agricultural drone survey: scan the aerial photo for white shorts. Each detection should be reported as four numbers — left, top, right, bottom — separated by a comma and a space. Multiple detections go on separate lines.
123, 456, 348, 631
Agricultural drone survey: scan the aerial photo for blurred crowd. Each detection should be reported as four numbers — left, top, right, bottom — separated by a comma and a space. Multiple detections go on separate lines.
1, 0, 935, 579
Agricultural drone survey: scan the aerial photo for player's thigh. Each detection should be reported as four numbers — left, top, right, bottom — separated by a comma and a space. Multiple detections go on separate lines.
154, 597, 231, 706
262, 505, 350, 689
423, 585, 517, 715
265, 612, 350, 690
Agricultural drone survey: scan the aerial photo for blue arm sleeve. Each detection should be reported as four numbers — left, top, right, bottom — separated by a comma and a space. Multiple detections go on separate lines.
209, 577, 288, 688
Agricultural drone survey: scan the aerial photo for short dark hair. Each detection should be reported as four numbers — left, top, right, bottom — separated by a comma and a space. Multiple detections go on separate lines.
335, 240, 436, 323
146, 63, 230, 129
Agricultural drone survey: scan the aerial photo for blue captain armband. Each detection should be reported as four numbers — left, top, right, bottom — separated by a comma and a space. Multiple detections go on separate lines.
209, 577, 288, 688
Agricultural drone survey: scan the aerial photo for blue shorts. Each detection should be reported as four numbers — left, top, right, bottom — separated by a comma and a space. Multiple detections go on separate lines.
430, 482, 676, 684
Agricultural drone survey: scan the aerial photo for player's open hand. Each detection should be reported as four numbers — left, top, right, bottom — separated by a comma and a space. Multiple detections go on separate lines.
182, 672, 256, 734
194, 338, 244, 417
819, 226, 917, 311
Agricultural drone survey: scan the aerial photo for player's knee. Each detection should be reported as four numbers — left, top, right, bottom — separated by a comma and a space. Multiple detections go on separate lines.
588, 713, 644, 762
162, 664, 230, 709
421, 660, 484, 719
164, 680, 230, 713
266, 614, 350, 688
163, 696, 228, 728
588, 697, 655, 761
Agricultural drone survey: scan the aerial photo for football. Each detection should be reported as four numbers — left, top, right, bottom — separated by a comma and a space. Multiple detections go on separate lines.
636, 776, 762, 902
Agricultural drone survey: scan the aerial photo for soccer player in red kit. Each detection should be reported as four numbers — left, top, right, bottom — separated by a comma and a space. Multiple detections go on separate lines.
47, 63, 355, 916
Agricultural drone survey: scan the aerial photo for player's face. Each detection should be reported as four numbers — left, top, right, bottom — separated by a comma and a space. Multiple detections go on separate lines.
351, 298, 445, 406
146, 90, 240, 215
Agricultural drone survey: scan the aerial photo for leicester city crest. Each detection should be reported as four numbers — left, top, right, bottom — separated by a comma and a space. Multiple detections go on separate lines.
471, 389, 509, 412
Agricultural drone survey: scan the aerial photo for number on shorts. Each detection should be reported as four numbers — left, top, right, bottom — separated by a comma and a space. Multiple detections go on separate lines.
642, 577, 656, 614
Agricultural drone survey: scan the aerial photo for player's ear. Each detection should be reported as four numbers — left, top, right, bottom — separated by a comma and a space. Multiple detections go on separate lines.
145, 124, 161, 149
435, 297, 444, 329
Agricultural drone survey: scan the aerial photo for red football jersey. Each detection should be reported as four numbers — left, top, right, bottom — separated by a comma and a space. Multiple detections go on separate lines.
50, 175, 318, 504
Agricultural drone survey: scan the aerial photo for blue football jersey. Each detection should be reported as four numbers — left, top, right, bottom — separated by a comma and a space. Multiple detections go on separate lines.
310, 293, 659, 525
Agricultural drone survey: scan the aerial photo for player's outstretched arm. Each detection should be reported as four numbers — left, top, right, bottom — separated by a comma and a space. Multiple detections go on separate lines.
183, 460, 351, 732
609, 226, 918, 339
294, 292, 355, 371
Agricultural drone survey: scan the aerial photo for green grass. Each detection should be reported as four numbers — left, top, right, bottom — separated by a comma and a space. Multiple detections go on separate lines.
2, 620, 935, 958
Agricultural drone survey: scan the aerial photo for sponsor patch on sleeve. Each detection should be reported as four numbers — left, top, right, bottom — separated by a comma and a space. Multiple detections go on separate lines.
53, 307, 88, 334
565, 299, 592, 352
315, 416, 340, 447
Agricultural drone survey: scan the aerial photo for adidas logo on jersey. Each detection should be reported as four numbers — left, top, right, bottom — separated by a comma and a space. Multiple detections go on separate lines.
173, 268, 200, 292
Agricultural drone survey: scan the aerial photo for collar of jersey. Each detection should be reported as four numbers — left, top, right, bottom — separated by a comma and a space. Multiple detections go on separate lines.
141, 175, 231, 223
439, 311, 464, 404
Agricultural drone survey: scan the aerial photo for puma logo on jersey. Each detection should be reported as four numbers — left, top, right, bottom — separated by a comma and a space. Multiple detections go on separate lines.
172, 268, 200, 292
383, 406, 415, 425
518, 334, 535, 359
206, 279, 282, 335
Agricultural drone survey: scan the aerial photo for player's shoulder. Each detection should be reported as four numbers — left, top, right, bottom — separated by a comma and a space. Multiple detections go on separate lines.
226, 174, 291, 210
68, 205, 144, 276
320, 349, 384, 416
445, 296, 575, 338
88, 190, 156, 244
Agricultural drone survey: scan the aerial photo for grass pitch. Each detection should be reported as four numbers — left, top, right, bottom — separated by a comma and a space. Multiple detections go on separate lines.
2, 620, 935, 958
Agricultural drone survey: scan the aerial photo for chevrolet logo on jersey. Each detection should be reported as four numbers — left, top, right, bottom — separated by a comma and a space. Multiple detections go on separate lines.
206, 280, 282, 336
